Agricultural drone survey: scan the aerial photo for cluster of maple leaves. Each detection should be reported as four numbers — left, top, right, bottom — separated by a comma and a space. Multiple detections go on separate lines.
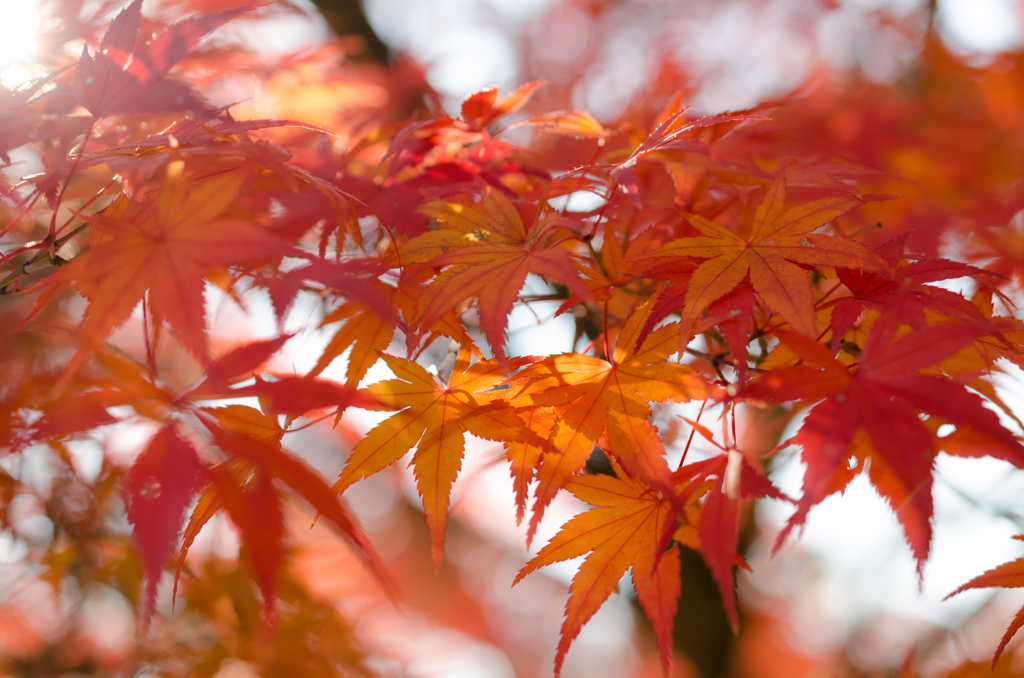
4, 1, 1024, 675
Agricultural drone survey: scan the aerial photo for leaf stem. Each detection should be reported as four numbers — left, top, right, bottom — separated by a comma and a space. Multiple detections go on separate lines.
48, 118, 97, 240
586, 237, 609, 280
815, 281, 844, 307
142, 294, 156, 379
677, 400, 706, 470
602, 298, 611, 360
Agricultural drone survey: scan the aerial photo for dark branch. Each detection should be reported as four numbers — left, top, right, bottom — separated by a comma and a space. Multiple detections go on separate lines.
306, 0, 391, 64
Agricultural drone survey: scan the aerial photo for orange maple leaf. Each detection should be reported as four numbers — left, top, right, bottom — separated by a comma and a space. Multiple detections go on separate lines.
311, 270, 483, 386
313, 294, 394, 386
402, 184, 590, 362
633, 168, 888, 341
506, 404, 558, 527
53, 158, 289, 372
335, 348, 552, 569
608, 100, 760, 197
514, 472, 680, 677
508, 291, 721, 544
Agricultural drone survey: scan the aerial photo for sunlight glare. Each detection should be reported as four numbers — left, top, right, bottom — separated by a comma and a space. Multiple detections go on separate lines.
0, 0, 42, 89
938, 0, 1023, 54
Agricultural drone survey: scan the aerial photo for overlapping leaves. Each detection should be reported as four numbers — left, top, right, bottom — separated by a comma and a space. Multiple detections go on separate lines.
335, 348, 554, 568
742, 323, 1024, 571
402, 184, 590, 362
7, 6, 1024, 673
633, 168, 889, 341
504, 291, 721, 544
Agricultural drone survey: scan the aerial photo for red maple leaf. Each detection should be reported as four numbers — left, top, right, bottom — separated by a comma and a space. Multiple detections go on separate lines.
742, 323, 1024, 572
124, 425, 203, 620
826, 232, 998, 351
674, 452, 787, 629
71, 0, 260, 117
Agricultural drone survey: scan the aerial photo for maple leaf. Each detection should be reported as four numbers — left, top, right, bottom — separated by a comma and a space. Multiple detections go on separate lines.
705, 282, 759, 384
207, 459, 286, 615
946, 538, 1024, 670
70, 0, 258, 117
460, 82, 543, 132
124, 424, 203, 621
956, 290, 1024, 398
311, 276, 398, 386
402, 184, 590, 362
191, 335, 292, 391
335, 348, 552, 569
206, 416, 387, 565
632, 168, 889, 341
508, 291, 722, 544
12, 341, 185, 453
186, 408, 392, 612
826, 232, 997, 351
85, 117, 367, 250
608, 99, 760, 197
506, 404, 558, 526
674, 452, 787, 629
313, 299, 394, 385
393, 268, 479, 354
530, 110, 607, 139
741, 323, 1024, 572
52, 158, 290, 372
346, 101, 545, 239
633, 542, 682, 676
513, 472, 680, 677
0, 67, 80, 165
22, 393, 118, 450
173, 470, 225, 608
190, 374, 376, 421
640, 278, 760, 384
261, 258, 395, 328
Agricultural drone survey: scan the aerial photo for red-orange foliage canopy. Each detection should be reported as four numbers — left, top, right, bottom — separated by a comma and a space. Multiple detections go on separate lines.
4, 1, 1024, 676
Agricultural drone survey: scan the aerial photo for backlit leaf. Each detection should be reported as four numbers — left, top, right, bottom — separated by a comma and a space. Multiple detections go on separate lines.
337, 348, 550, 568
124, 425, 203, 620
